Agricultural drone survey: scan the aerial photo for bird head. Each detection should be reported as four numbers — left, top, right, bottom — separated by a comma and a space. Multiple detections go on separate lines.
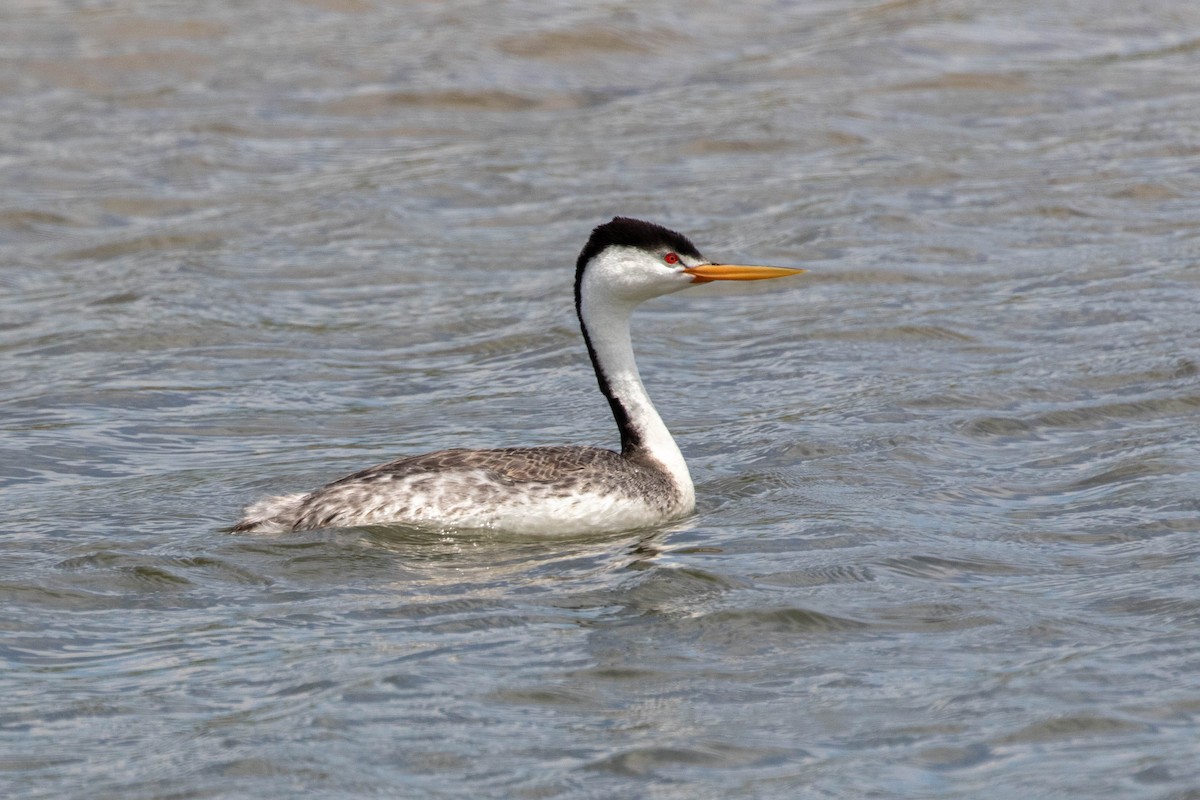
575, 217, 804, 309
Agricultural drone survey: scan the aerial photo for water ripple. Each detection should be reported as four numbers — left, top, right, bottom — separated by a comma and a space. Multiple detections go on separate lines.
3, 1, 1200, 798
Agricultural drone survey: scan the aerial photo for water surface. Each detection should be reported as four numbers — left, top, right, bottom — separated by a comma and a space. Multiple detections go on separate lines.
3, 1, 1199, 797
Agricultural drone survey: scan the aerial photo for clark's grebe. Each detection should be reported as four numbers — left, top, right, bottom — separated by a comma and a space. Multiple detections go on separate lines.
232, 217, 803, 534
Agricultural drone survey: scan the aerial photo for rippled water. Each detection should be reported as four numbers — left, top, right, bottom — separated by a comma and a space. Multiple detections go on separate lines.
3, 1, 1199, 797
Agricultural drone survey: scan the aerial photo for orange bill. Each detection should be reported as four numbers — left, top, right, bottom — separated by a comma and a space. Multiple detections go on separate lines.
682, 264, 806, 284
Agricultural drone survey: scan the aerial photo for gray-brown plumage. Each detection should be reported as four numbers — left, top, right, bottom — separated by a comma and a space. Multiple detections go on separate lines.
231, 445, 681, 533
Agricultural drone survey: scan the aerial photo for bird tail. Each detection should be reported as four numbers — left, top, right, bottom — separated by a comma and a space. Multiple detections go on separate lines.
227, 493, 309, 533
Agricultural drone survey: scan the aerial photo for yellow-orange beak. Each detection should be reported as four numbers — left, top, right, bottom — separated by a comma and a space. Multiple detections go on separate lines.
682, 263, 806, 284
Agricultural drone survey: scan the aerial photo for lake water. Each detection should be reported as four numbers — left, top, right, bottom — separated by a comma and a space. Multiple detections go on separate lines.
3, 1, 1199, 797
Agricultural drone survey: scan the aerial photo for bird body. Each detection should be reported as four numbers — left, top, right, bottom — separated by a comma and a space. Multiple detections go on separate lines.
234, 445, 687, 535
232, 217, 802, 535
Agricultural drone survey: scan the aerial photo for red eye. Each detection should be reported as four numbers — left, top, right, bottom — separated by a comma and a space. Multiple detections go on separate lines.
664, 252, 679, 265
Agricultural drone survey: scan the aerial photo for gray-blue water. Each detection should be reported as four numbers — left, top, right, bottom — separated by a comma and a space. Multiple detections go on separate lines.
3, 1, 1199, 797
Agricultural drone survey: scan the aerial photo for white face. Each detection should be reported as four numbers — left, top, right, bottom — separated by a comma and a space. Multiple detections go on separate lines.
583, 245, 708, 306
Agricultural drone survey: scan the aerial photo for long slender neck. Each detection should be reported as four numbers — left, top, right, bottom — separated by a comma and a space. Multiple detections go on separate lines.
577, 285, 693, 498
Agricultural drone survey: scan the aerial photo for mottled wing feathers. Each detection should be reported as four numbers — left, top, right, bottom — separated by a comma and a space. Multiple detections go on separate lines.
327, 446, 617, 486
266, 446, 639, 531
233, 447, 684, 534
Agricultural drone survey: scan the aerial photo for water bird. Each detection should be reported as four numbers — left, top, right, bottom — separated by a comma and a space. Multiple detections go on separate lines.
232, 217, 804, 534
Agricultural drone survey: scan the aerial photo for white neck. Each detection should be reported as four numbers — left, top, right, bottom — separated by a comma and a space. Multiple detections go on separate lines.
578, 273, 694, 506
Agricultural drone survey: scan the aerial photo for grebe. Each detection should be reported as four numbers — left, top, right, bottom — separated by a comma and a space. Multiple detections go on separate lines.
231, 217, 803, 534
